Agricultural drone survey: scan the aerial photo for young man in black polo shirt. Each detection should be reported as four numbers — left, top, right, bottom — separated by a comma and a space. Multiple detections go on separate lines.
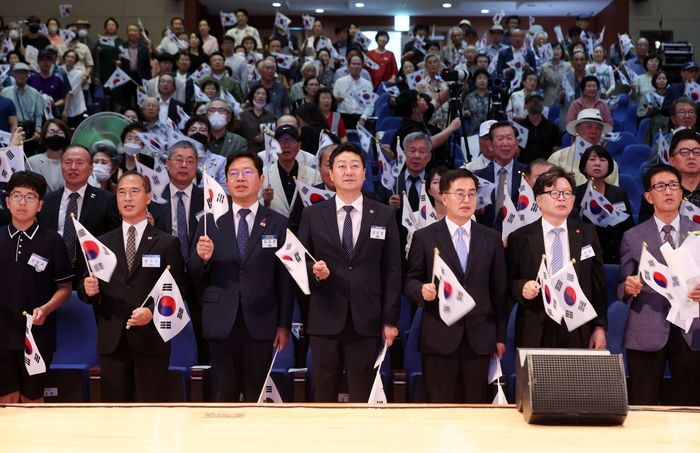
0, 171, 73, 403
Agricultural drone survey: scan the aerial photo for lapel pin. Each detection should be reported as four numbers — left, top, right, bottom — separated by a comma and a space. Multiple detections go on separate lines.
90, 193, 95, 198
147, 236, 152, 240
260, 218, 266, 227
370, 210, 374, 213
576, 230, 580, 233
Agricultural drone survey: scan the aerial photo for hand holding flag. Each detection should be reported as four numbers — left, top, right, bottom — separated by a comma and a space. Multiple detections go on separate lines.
432, 248, 477, 326
302, 15, 315, 30
274, 12, 292, 33
220, 12, 236, 27
275, 229, 313, 295
150, 267, 190, 342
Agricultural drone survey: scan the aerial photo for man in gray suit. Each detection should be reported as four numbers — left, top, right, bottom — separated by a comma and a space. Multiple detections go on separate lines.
617, 164, 700, 406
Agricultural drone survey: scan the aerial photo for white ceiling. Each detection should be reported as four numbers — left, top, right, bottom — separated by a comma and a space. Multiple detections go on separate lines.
202, 0, 614, 19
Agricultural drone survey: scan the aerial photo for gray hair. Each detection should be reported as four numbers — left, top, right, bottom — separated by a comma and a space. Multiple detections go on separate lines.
671, 97, 697, 114
403, 132, 433, 152
423, 53, 440, 64
535, 31, 548, 41
168, 140, 198, 157
448, 26, 462, 37
205, 98, 231, 114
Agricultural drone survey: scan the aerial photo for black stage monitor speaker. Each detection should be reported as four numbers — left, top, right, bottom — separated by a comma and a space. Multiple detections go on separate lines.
515, 349, 628, 425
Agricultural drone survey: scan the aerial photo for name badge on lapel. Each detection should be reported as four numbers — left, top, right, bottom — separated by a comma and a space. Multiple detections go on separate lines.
580, 245, 595, 261
262, 235, 278, 248
370, 226, 386, 240
28, 253, 49, 272
142, 255, 161, 267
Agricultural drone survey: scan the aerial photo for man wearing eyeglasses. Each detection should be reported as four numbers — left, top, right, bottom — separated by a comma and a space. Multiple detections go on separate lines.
151, 73, 185, 127
205, 99, 248, 159
189, 151, 293, 402
79, 171, 186, 402
661, 61, 700, 116
260, 124, 321, 217
644, 97, 698, 173
506, 166, 607, 350
403, 168, 508, 403
640, 128, 700, 223
617, 164, 700, 406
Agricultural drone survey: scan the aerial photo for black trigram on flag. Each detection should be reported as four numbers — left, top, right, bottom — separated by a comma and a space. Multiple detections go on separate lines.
442, 305, 451, 313
1, 169, 7, 179
77, 228, 87, 238
566, 273, 574, 282
285, 242, 293, 251
152, 176, 160, 185
644, 270, 650, 280
507, 213, 516, 223
456, 292, 464, 302
647, 259, 656, 268
530, 203, 539, 212
301, 186, 309, 195
6, 149, 15, 160
160, 321, 172, 329
294, 251, 302, 262
24, 357, 30, 366
565, 310, 573, 319
162, 283, 173, 292
265, 385, 273, 393
554, 280, 563, 291
94, 263, 105, 271
177, 307, 184, 319
34, 353, 41, 363
578, 300, 587, 312
216, 193, 225, 203
666, 292, 674, 301
672, 276, 681, 287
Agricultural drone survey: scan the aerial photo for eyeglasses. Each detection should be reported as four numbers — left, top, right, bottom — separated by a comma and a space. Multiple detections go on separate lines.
442, 191, 477, 202
675, 110, 696, 117
540, 190, 574, 200
9, 193, 39, 203
277, 138, 298, 144
649, 182, 681, 192
228, 169, 256, 179
170, 157, 197, 166
117, 189, 143, 198
207, 108, 229, 115
46, 131, 65, 137
673, 147, 700, 157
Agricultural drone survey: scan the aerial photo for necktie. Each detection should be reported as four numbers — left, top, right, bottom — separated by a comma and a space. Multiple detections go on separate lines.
662, 224, 675, 249
237, 208, 251, 261
456, 227, 468, 273
176, 191, 189, 260
126, 226, 136, 272
494, 167, 507, 226
63, 192, 80, 261
408, 175, 420, 212
342, 205, 354, 259
551, 228, 565, 275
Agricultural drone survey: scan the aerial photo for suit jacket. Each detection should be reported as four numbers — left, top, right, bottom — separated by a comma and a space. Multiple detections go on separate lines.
506, 218, 607, 348
78, 224, 186, 356
496, 47, 537, 84
403, 219, 508, 356
150, 185, 205, 251
187, 205, 294, 341
661, 82, 685, 117
119, 42, 151, 82
298, 196, 402, 336
213, 131, 249, 159
616, 217, 700, 351
261, 162, 322, 217
474, 160, 528, 231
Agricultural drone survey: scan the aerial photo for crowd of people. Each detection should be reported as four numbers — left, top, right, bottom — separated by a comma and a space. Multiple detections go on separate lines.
1, 11, 700, 408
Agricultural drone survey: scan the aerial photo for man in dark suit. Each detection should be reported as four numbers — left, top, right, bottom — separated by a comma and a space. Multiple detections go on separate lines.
377, 132, 432, 214
403, 168, 508, 403
153, 73, 186, 127
298, 143, 401, 402
38, 145, 121, 282
149, 140, 206, 363
120, 24, 152, 107
618, 164, 700, 406
506, 167, 607, 349
475, 121, 527, 231
495, 27, 536, 88
79, 172, 186, 402
188, 151, 294, 402
661, 61, 699, 116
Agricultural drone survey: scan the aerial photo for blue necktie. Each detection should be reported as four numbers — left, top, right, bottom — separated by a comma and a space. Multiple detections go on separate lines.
456, 227, 468, 273
342, 205, 354, 259
551, 228, 565, 275
237, 208, 251, 261
176, 191, 189, 260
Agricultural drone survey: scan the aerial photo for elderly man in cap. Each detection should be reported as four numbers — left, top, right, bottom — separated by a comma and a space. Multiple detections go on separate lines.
464, 120, 498, 172
661, 61, 700, 116
516, 91, 561, 164
548, 109, 620, 185
576, 14, 592, 42
463, 28, 479, 46
1, 63, 43, 153
260, 124, 322, 216
485, 25, 508, 62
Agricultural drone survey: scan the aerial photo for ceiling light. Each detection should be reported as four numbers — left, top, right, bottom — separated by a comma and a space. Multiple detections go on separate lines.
315, 8, 324, 13
481, 9, 490, 14
442, 3, 452, 7
355, 2, 365, 7
394, 15, 410, 32
272, 2, 281, 6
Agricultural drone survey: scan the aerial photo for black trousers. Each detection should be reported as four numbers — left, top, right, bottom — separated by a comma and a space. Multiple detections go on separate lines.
627, 324, 700, 406
100, 333, 169, 403
208, 305, 273, 402
310, 315, 381, 403
422, 331, 492, 404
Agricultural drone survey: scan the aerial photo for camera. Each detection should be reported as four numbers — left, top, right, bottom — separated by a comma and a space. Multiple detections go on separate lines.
440, 69, 470, 82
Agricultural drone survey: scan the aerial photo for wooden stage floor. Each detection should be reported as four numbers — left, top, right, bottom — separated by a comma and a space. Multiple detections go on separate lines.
2, 403, 699, 452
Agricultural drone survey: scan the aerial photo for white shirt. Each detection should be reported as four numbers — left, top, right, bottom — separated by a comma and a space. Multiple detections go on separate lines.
225, 25, 262, 49
494, 160, 514, 197
122, 219, 149, 253
335, 194, 363, 249
333, 75, 375, 120
169, 183, 193, 238
232, 201, 260, 237
158, 97, 171, 125
653, 214, 681, 248
404, 170, 426, 196
542, 217, 570, 273
445, 215, 472, 256
58, 184, 88, 236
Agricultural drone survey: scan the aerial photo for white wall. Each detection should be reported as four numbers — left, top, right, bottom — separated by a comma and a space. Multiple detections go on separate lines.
629, 0, 699, 58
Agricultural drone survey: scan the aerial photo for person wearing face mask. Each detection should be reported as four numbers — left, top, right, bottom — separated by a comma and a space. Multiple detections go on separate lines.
46, 18, 63, 47
91, 145, 121, 194
7, 24, 21, 51
516, 92, 562, 164
205, 98, 248, 158
27, 120, 72, 192
184, 115, 229, 194
23, 16, 51, 51
236, 84, 276, 153
118, 122, 155, 172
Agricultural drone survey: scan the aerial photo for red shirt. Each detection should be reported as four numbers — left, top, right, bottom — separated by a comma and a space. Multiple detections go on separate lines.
366, 49, 399, 89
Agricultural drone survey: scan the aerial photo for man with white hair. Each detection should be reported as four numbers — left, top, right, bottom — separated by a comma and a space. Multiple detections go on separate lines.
289, 61, 318, 102
440, 27, 467, 69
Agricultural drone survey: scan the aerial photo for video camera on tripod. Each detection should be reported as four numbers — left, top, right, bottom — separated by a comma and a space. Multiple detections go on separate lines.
487, 76, 508, 121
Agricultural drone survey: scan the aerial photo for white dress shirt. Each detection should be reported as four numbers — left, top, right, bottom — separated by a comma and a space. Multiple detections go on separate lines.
335, 194, 363, 248
58, 184, 88, 236
404, 170, 426, 196
333, 75, 375, 120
